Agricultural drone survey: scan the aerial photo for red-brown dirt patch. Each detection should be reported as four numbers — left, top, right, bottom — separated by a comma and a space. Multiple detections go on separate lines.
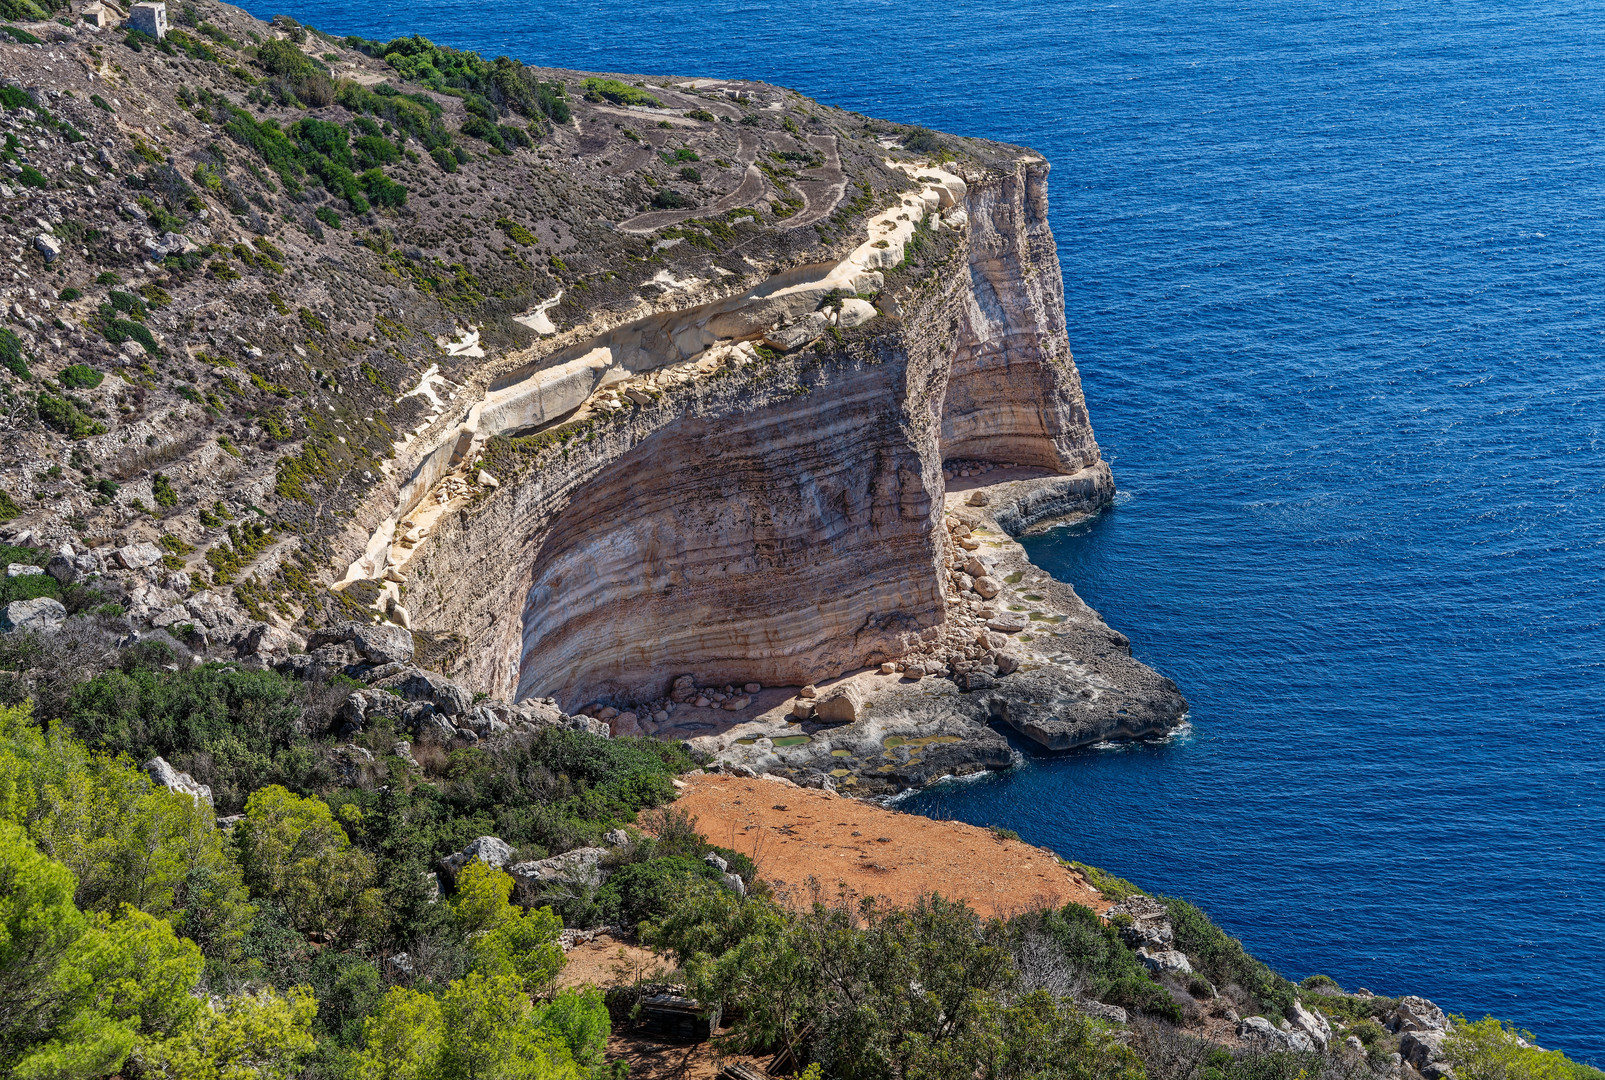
669, 774, 1108, 918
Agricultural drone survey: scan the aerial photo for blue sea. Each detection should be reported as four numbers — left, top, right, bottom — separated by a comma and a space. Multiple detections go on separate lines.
248, 0, 1605, 1057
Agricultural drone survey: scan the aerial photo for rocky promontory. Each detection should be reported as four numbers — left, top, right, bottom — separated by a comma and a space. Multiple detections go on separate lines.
0, 0, 1184, 793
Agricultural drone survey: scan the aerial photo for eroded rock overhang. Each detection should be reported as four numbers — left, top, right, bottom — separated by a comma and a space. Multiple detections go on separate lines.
344, 156, 1109, 712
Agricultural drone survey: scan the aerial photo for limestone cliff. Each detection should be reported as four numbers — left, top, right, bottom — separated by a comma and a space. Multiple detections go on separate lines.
0, 0, 1184, 780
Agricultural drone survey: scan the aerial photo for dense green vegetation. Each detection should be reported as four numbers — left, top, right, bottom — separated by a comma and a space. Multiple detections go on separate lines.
0, 627, 679, 1079
343, 35, 571, 138
0, 545, 1595, 1078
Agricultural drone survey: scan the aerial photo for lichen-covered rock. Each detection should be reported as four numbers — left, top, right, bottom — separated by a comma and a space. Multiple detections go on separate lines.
439, 836, 513, 886
145, 756, 213, 808
1237, 1016, 1315, 1053
1289, 999, 1332, 1051
1136, 947, 1192, 975
508, 847, 608, 905
1388, 995, 1450, 1033
307, 622, 415, 666
1, 598, 67, 634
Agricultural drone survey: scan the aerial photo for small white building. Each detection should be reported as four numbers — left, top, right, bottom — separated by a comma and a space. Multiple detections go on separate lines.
127, 1, 167, 40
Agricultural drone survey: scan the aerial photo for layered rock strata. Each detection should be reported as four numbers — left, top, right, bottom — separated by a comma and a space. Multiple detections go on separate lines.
379, 159, 1186, 763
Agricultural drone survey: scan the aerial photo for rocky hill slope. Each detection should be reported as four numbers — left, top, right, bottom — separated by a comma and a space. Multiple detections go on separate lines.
0, 0, 1183, 790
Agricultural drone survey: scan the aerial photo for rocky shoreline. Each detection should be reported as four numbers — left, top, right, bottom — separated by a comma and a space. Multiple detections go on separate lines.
678, 464, 1187, 796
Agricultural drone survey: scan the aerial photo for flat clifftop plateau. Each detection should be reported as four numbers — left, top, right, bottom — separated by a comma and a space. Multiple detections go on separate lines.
0, 0, 1185, 786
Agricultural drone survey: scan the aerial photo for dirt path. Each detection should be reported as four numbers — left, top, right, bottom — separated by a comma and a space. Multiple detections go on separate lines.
669, 774, 1108, 918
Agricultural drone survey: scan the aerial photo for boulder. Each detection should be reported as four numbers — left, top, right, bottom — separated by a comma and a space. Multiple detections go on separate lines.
240, 623, 306, 660
604, 828, 629, 847
6, 563, 43, 578
1401, 1029, 1449, 1071
332, 744, 376, 785
34, 233, 62, 263
993, 652, 1021, 676
963, 557, 990, 580
184, 590, 246, 633
956, 670, 998, 691
972, 575, 1002, 600
703, 852, 729, 873
145, 755, 214, 807
1237, 1016, 1316, 1053
761, 311, 831, 352
439, 836, 513, 885
1289, 999, 1332, 1051
308, 621, 415, 666
341, 688, 407, 732
987, 611, 1029, 634
965, 489, 992, 507
814, 681, 868, 724
1388, 995, 1450, 1034
1136, 947, 1192, 975
380, 666, 472, 717
45, 554, 78, 586
508, 847, 608, 904
1, 598, 66, 633
143, 231, 191, 258
720, 871, 746, 897
837, 298, 877, 328
112, 542, 164, 570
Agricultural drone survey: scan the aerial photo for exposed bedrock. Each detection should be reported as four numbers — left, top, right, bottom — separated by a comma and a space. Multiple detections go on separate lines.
940, 165, 1099, 472
515, 356, 948, 706
383, 157, 1185, 757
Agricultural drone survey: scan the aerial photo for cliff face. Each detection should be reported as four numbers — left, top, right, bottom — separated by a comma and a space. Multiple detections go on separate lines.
941, 165, 1099, 473
394, 158, 1117, 718
0, 1, 1183, 767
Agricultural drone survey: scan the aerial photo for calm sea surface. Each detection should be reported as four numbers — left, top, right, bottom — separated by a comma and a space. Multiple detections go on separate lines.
248, 0, 1605, 1057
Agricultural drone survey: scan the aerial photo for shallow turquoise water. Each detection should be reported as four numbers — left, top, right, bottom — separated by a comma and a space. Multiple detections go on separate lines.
248, 0, 1605, 1056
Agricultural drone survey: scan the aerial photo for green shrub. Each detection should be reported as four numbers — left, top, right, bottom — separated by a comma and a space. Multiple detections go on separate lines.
497, 218, 535, 245
904, 126, 945, 153
1027, 902, 1181, 1022
58, 364, 103, 390
685, 108, 715, 122
35, 392, 105, 439
1072, 862, 1144, 901
314, 206, 341, 229
103, 318, 158, 356
0, 328, 29, 381
351, 134, 399, 169
1164, 896, 1295, 1017
581, 78, 659, 107
0, 570, 60, 607
593, 855, 722, 928
152, 473, 178, 508
677, 166, 701, 182
651, 188, 693, 210
62, 652, 317, 813
0, 491, 21, 524
359, 168, 407, 208
57, 287, 82, 302
16, 165, 45, 189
